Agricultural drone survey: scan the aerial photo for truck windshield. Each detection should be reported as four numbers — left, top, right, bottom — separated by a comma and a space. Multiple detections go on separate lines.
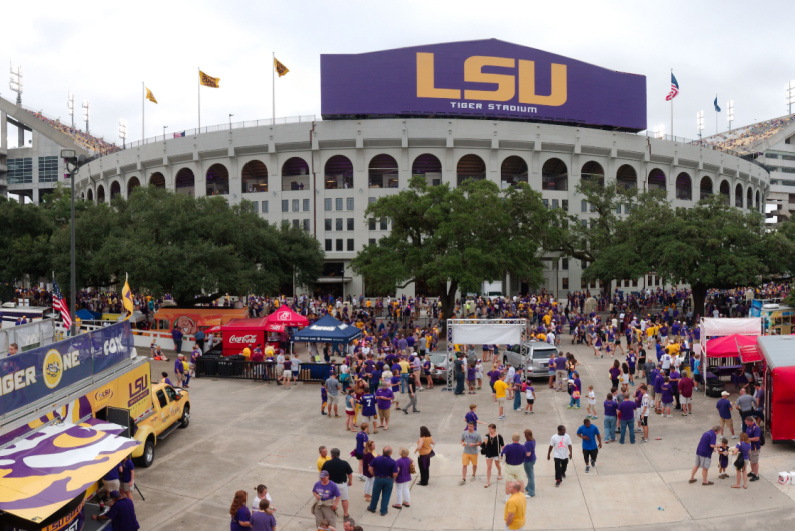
156, 389, 168, 408
164, 386, 178, 401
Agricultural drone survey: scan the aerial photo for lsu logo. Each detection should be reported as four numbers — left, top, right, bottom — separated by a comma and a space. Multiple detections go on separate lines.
416, 52, 567, 106
94, 387, 113, 402
43, 350, 63, 389
128, 374, 149, 406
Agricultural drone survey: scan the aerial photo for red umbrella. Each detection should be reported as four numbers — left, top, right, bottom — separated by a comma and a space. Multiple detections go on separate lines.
264, 306, 309, 332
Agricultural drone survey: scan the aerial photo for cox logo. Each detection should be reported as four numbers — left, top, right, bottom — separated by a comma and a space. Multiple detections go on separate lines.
43, 350, 63, 389
229, 334, 257, 344
277, 312, 291, 321
94, 387, 113, 402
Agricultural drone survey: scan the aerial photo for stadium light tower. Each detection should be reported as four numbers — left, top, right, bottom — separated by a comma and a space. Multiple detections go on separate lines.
9, 64, 23, 105
697, 110, 705, 141
67, 92, 75, 129
653, 124, 665, 140
727, 100, 735, 130
82, 100, 90, 134
788, 81, 795, 115
118, 119, 127, 149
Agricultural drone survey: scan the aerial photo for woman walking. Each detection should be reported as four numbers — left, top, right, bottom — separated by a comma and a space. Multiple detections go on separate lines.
393, 448, 413, 509
731, 432, 751, 489
523, 429, 536, 498
362, 440, 376, 502
609, 360, 621, 389
229, 490, 251, 531
354, 422, 369, 479
482, 424, 504, 488
414, 426, 435, 486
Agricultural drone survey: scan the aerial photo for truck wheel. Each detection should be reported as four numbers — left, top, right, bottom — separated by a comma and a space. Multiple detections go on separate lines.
179, 406, 190, 429
139, 439, 155, 468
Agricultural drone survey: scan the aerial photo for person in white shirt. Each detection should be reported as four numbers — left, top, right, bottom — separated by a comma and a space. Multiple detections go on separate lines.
586, 385, 597, 419
640, 386, 651, 443
546, 331, 556, 345
547, 425, 573, 487
505, 365, 516, 399
252, 484, 273, 511
276, 352, 286, 384
661, 352, 672, 375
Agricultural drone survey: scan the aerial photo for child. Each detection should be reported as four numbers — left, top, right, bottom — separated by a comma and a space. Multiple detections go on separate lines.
467, 363, 477, 394
524, 381, 535, 414
390, 369, 401, 410
465, 404, 485, 430
344, 389, 355, 430
586, 385, 597, 419
360, 390, 378, 433
355, 423, 369, 479
717, 437, 730, 479
160, 371, 174, 387
475, 359, 484, 390
568, 381, 581, 408
321, 386, 328, 416
317, 519, 336, 531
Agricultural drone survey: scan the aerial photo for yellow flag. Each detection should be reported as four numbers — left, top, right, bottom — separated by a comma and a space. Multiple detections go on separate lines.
199, 70, 220, 88
122, 275, 134, 318
274, 58, 289, 77
145, 87, 158, 104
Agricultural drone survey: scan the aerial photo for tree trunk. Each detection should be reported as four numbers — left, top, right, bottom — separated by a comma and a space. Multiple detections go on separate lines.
691, 284, 707, 323
438, 280, 459, 334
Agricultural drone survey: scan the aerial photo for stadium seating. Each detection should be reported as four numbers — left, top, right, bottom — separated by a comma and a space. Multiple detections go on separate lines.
701, 115, 795, 154
28, 111, 121, 156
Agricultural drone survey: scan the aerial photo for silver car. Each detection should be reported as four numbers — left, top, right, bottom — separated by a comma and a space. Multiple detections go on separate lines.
503, 341, 559, 380
428, 350, 477, 382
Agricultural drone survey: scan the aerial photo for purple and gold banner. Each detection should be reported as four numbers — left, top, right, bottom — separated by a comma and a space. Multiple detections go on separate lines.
321, 39, 646, 132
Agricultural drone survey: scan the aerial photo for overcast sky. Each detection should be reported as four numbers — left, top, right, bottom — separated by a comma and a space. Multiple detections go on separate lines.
2, 0, 793, 146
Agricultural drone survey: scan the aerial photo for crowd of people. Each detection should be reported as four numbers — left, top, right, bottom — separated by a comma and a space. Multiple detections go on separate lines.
29, 110, 121, 156
700, 115, 795, 155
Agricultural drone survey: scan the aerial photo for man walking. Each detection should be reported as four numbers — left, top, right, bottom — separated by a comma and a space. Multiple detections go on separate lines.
688, 425, 720, 485
735, 388, 756, 424
402, 371, 420, 414
454, 353, 466, 395
716, 391, 736, 438
325, 373, 342, 417
494, 374, 509, 420
171, 325, 183, 354
617, 393, 636, 444
576, 418, 601, 472
504, 481, 526, 530
321, 448, 354, 519
461, 421, 483, 485
512, 370, 523, 412
639, 385, 651, 443
312, 470, 341, 528
555, 352, 567, 392
678, 372, 694, 416
547, 425, 573, 487
367, 446, 398, 516
745, 416, 762, 482
501, 433, 527, 492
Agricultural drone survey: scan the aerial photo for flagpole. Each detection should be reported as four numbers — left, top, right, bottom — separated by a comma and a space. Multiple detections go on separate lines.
715, 94, 718, 135
198, 67, 201, 130
142, 82, 145, 141
272, 52, 275, 125
670, 68, 673, 140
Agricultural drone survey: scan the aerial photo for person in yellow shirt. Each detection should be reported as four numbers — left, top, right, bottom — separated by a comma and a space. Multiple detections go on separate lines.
242, 344, 252, 361
316, 446, 331, 472
494, 376, 509, 420
504, 481, 526, 530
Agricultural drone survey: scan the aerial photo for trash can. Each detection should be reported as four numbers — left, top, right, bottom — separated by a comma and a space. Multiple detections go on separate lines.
705, 378, 725, 398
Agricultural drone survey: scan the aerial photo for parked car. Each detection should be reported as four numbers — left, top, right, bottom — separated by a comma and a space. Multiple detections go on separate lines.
428, 349, 477, 382
503, 341, 559, 380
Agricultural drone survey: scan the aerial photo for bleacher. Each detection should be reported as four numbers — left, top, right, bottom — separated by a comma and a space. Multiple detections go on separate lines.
27, 110, 121, 156
701, 114, 795, 155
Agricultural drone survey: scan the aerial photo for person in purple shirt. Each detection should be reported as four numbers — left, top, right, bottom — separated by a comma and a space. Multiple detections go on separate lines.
501, 433, 528, 492
375, 382, 394, 430
660, 376, 674, 417
512, 372, 523, 410
393, 448, 413, 508
653, 368, 665, 410
744, 416, 762, 481
522, 429, 537, 497
174, 355, 186, 388
603, 393, 618, 442
689, 426, 720, 485
554, 353, 568, 392
91, 490, 139, 530
312, 471, 341, 528
368, 447, 399, 516
617, 394, 636, 444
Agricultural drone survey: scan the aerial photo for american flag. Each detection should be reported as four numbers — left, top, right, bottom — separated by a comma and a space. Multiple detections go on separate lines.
52, 280, 73, 329
666, 73, 679, 101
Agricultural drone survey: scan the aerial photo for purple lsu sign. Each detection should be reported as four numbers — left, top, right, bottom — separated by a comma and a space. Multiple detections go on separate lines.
321, 39, 646, 132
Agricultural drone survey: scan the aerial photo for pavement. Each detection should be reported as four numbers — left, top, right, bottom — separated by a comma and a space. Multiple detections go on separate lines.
134, 339, 795, 530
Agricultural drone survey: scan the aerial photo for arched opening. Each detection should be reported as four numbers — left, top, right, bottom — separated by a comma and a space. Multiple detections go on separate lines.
80, 192, 85, 200
110, 181, 121, 200
501, 156, 528, 189
87, 188, 94, 201
175, 168, 195, 196
675, 173, 692, 200
206, 163, 229, 196
325, 155, 354, 190
282, 157, 310, 191
457, 154, 486, 186
127, 176, 140, 197
735, 183, 744, 208
747, 187, 753, 210
242, 160, 268, 194
369, 154, 399, 189
719, 180, 730, 204
150, 172, 165, 188
700, 176, 713, 200
412, 153, 442, 186
616, 164, 637, 192
647, 168, 666, 191
97, 184, 106, 203
581, 161, 604, 187
756, 190, 761, 211
542, 158, 567, 191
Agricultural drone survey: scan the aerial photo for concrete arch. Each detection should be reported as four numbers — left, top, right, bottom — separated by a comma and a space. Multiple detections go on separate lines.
412, 153, 443, 186
241, 160, 268, 194
369, 154, 399, 189
616, 164, 637, 191
501, 155, 528, 188
110, 181, 121, 200
97, 184, 106, 203
325, 155, 354, 189
676, 172, 692, 200
647, 168, 666, 191
542, 157, 568, 191
719, 180, 730, 205
735, 183, 744, 208
206, 163, 229, 196
700, 176, 713, 200
282, 157, 310, 191
127, 176, 141, 196
150, 172, 166, 188
581, 161, 604, 187
175, 167, 195, 196
87, 188, 94, 201
747, 186, 753, 210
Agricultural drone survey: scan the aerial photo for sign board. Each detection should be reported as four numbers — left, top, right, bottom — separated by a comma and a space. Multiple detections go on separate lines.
321, 39, 647, 131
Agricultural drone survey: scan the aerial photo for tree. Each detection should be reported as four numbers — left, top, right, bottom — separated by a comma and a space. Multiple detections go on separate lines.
351, 176, 553, 325
0, 195, 55, 297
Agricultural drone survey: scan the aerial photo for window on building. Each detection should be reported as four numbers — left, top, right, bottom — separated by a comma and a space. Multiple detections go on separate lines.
562, 277, 569, 289
325, 219, 332, 231
615, 204, 621, 214
368, 197, 376, 204
369, 238, 376, 245
303, 219, 310, 231
324, 198, 332, 211
303, 199, 310, 211
261, 200, 268, 213
581, 278, 587, 289
281, 220, 290, 228
347, 218, 354, 230
336, 239, 343, 251
336, 218, 343, 231
562, 258, 568, 270
590, 202, 596, 212
581, 199, 587, 212
562, 199, 568, 212
292, 219, 300, 229
368, 218, 376, 230
552, 199, 559, 208
38, 156, 58, 183
581, 219, 587, 227
335, 198, 343, 211
346, 197, 354, 210
380, 219, 388, 230
7, 158, 32, 184
542, 199, 549, 208
252, 201, 259, 214
325, 239, 332, 251
347, 238, 354, 251
632, 279, 638, 287
292, 199, 300, 212
282, 200, 289, 213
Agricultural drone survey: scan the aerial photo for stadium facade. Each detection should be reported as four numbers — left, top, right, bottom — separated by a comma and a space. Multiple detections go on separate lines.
0, 40, 780, 298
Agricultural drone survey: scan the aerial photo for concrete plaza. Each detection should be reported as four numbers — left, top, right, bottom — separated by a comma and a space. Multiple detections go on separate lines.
135, 339, 795, 530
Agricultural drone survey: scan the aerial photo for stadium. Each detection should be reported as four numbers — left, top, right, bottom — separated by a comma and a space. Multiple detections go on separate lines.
0, 39, 784, 298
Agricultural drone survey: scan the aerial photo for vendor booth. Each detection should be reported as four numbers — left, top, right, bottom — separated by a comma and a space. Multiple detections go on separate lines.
263, 306, 309, 349
699, 317, 761, 396
221, 317, 269, 357
757, 335, 795, 441
291, 314, 363, 346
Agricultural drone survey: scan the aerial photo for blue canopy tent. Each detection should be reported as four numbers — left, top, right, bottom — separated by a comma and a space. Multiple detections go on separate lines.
291, 315, 362, 345
76, 309, 102, 321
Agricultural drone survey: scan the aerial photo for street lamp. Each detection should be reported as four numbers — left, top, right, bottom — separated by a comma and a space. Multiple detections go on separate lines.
229, 113, 233, 129
60, 148, 87, 337
727, 100, 735, 130
118, 119, 127, 148
163, 125, 168, 140
697, 110, 704, 142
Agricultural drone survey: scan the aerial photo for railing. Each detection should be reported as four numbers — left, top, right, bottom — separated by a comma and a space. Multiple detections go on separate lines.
195, 356, 342, 383
124, 115, 318, 149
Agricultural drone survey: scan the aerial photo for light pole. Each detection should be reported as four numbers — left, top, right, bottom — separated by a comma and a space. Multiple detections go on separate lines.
60, 149, 86, 337
67, 92, 75, 129
82, 101, 90, 134
727, 100, 735, 131
229, 113, 233, 129
697, 110, 704, 143
118, 120, 127, 149
163, 125, 168, 140
788, 81, 795, 115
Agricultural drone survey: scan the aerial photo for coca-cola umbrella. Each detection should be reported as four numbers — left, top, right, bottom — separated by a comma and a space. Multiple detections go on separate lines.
264, 306, 309, 333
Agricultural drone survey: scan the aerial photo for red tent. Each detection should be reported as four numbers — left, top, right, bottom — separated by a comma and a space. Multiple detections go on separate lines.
264, 306, 309, 332
704, 334, 759, 359
221, 317, 269, 356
